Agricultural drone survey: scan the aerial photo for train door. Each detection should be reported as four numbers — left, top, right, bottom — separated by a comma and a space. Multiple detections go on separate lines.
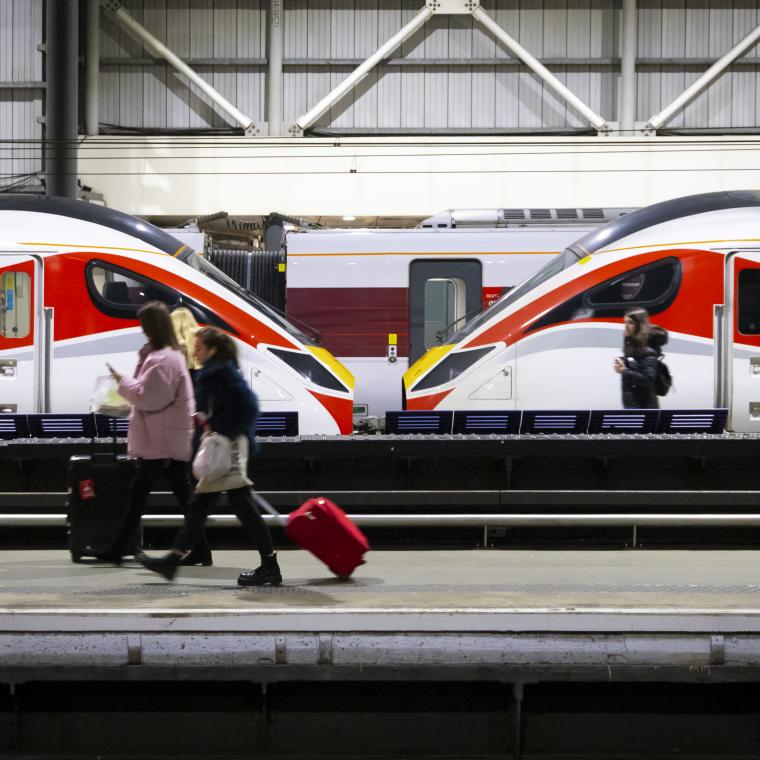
726, 251, 760, 432
0, 255, 45, 412
409, 260, 482, 363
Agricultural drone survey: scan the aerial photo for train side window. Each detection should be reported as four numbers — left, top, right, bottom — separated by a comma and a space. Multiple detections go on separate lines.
585, 259, 680, 310
424, 278, 466, 350
526, 258, 681, 333
86, 261, 233, 331
0, 271, 30, 339
738, 269, 760, 334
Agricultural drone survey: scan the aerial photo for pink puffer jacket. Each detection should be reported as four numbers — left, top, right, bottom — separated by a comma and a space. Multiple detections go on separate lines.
118, 345, 195, 461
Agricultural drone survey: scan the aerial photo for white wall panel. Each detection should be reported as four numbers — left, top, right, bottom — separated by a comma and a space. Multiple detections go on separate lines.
77, 135, 760, 217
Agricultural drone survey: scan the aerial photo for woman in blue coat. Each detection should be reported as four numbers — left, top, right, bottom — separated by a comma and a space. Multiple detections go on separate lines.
137, 327, 282, 586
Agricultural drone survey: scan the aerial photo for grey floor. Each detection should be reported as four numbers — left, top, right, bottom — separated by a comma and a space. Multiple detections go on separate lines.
1, 547, 759, 613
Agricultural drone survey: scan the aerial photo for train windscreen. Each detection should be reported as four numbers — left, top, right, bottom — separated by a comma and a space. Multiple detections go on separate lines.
179, 249, 312, 344
451, 248, 582, 342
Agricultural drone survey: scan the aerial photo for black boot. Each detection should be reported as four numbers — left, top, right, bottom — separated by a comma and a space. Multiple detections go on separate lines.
135, 551, 182, 581
179, 551, 213, 567
81, 544, 124, 566
238, 553, 282, 587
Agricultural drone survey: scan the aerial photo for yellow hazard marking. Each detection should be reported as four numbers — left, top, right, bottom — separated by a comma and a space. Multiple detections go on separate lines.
278, 263, 286, 272
403, 344, 454, 390
388, 333, 397, 345
306, 346, 355, 391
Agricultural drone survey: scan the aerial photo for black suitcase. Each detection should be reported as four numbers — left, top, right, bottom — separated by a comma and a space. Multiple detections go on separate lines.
67, 454, 138, 563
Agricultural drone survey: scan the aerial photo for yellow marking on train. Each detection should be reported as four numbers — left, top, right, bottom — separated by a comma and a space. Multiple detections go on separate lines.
306, 346, 355, 391
403, 344, 454, 390
599, 237, 760, 254
388, 333, 397, 345
578, 256, 593, 265
173, 245, 187, 257
288, 251, 562, 257
19, 242, 169, 255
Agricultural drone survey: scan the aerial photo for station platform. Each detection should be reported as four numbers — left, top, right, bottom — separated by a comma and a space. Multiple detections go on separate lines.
3, 547, 760, 685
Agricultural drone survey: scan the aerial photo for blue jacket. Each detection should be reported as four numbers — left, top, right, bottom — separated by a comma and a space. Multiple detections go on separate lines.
194, 358, 260, 453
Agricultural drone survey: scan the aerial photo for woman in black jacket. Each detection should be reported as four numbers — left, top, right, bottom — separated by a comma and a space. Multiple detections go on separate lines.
614, 307, 659, 409
137, 327, 282, 586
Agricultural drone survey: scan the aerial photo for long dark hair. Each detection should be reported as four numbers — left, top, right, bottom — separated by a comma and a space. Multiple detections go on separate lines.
196, 326, 239, 366
138, 301, 179, 351
624, 307, 651, 351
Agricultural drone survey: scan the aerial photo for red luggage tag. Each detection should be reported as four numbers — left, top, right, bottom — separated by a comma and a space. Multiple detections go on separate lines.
79, 479, 95, 501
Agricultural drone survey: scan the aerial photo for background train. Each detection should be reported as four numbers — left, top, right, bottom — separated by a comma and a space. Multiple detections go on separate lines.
403, 190, 760, 433
0, 195, 354, 434
283, 213, 624, 416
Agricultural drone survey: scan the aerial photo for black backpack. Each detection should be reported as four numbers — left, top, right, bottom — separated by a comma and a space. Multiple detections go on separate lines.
653, 355, 672, 396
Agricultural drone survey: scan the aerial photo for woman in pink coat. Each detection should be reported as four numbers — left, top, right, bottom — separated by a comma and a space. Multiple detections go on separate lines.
84, 301, 211, 565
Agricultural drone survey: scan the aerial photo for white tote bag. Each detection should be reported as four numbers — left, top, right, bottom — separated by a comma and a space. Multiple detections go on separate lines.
193, 432, 252, 493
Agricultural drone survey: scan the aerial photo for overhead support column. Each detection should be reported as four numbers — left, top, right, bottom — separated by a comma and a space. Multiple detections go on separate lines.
45, 0, 79, 198
267, 0, 284, 137
291, 5, 433, 135
85, 0, 100, 136
100, 0, 260, 135
471, 6, 609, 133
647, 20, 760, 131
619, 0, 637, 133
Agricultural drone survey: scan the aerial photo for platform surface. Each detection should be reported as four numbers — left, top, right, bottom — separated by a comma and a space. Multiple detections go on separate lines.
2, 548, 760, 633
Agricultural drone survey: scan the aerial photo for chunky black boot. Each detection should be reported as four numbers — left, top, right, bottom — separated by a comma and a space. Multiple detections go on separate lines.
81, 544, 124, 566
135, 551, 182, 581
179, 551, 213, 567
237, 553, 282, 587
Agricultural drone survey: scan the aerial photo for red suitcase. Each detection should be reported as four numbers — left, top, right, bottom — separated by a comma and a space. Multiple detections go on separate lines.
252, 493, 370, 577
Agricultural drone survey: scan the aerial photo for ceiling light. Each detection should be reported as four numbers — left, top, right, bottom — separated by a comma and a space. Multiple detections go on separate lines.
342, 215, 356, 221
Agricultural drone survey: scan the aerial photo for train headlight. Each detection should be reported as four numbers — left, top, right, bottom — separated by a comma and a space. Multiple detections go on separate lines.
413, 346, 493, 392
268, 347, 350, 393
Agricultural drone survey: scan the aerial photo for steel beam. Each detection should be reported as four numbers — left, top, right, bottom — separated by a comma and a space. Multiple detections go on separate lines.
45, 0, 79, 198
292, 5, 434, 135
85, 0, 100, 136
648, 20, 760, 130
267, 0, 284, 137
471, 6, 608, 133
100, 0, 259, 135
619, 0, 637, 133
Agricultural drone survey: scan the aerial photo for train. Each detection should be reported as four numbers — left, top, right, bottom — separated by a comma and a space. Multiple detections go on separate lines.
284, 219, 622, 416
402, 190, 760, 433
0, 195, 354, 434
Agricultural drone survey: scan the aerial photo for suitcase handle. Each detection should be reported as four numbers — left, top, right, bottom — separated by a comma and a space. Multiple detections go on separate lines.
251, 490, 288, 528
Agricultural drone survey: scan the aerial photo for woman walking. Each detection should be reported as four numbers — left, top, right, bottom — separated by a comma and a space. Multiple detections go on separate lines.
613, 306, 659, 409
136, 327, 282, 586
84, 301, 212, 565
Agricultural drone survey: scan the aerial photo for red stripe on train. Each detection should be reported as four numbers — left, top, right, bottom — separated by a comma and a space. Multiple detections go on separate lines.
288, 287, 409, 358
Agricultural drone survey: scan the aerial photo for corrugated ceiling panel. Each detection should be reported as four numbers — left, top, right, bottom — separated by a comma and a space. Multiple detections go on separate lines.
376, 65, 401, 128
544, 0, 568, 59
447, 68, 472, 128
494, 69, 520, 127
6, 0, 751, 134
471, 67, 495, 128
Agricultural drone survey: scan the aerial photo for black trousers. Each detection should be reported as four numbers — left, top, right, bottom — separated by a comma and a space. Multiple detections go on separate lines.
174, 487, 274, 561
109, 458, 211, 559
